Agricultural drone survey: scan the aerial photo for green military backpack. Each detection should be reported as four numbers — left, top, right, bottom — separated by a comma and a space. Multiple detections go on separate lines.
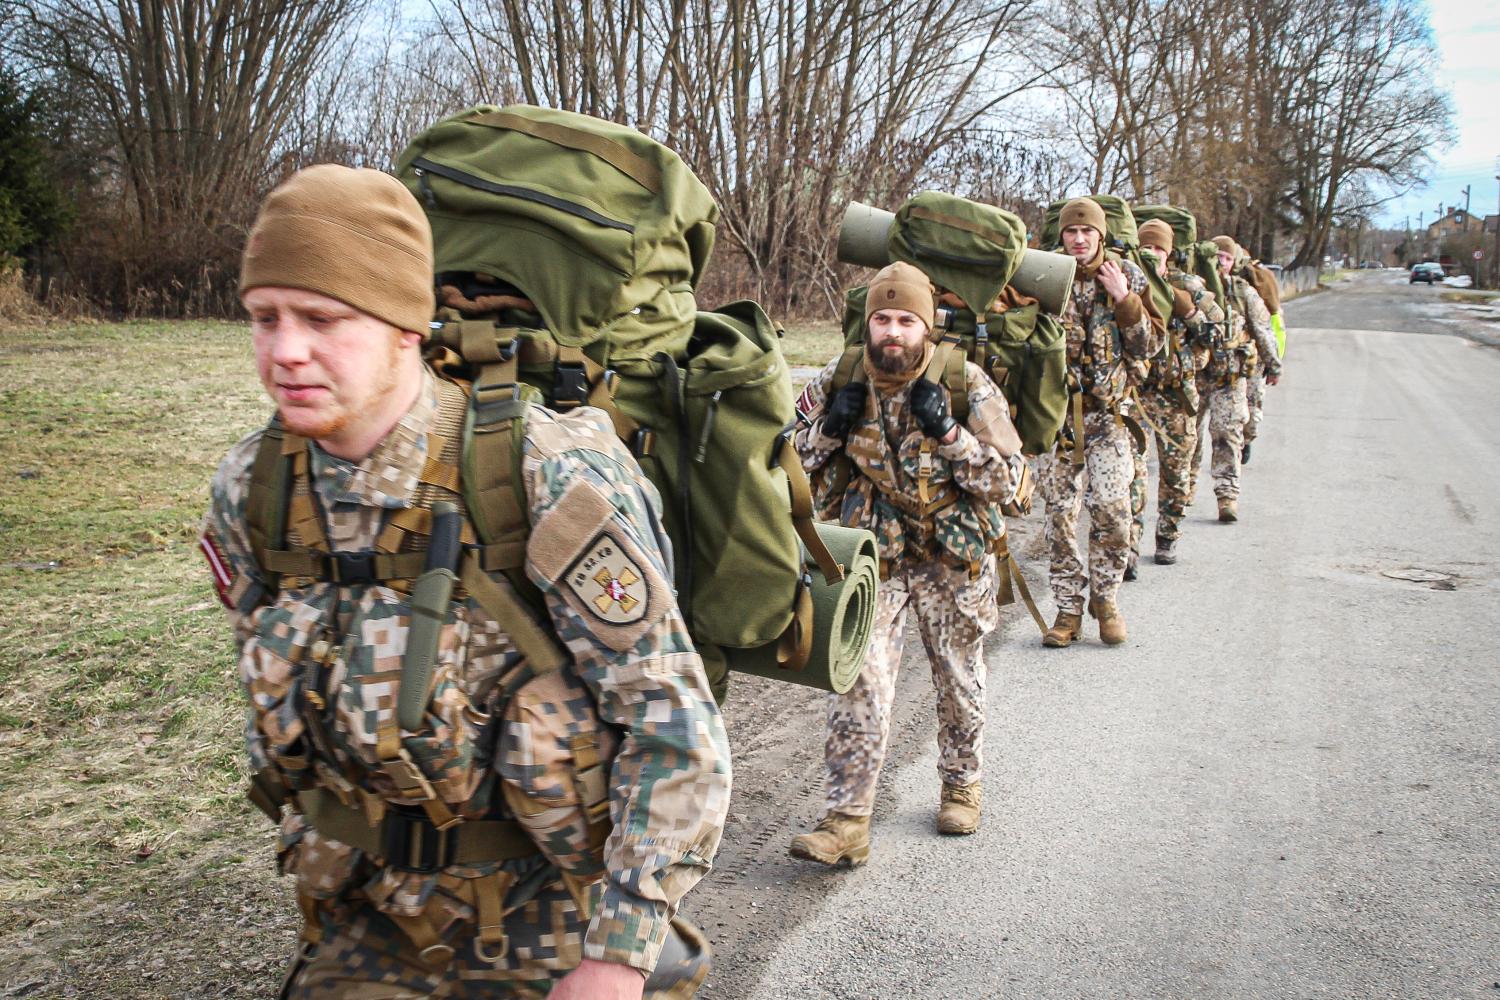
391, 104, 867, 694
1040, 195, 1176, 325
838, 191, 1069, 459
1131, 204, 1229, 308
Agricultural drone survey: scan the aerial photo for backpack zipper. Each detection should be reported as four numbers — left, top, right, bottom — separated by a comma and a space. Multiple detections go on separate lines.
411, 157, 635, 234
907, 237, 1003, 269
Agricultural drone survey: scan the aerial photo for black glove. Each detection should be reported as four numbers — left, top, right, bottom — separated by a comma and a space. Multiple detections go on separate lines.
821, 381, 868, 440
909, 378, 958, 441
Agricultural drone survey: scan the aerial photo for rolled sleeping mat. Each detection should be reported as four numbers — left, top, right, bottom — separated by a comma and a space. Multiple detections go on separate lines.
1010, 249, 1077, 316
723, 521, 879, 694
837, 202, 1077, 315
835, 201, 896, 270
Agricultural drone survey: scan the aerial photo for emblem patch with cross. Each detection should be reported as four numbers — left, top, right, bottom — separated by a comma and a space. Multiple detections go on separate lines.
564, 533, 649, 625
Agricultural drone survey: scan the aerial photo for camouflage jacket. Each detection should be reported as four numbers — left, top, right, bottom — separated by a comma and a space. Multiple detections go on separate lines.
202, 370, 730, 973
794, 358, 1020, 573
1141, 268, 1225, 395
1060, 252, 1164, 408
1209, 275, 1281, 382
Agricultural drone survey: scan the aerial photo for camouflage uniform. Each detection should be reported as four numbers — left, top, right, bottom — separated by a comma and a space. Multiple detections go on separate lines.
202, 371, 730, 996
1037, 254, 1164, 615
1189, 276, 1280, 502
795, 359, 1020, 816
1130, 269, 1224, 546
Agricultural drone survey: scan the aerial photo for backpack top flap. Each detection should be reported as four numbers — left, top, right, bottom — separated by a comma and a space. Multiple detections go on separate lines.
887, 192, 1026, 320
397, 105, 720, 360
1132, 204, 1198, 255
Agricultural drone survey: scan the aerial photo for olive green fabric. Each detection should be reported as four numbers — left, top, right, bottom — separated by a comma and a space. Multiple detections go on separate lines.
396, 104, 719, 362
841, 286, 1068, 457
886, 191, 1027, 322
722, 522, 879, 694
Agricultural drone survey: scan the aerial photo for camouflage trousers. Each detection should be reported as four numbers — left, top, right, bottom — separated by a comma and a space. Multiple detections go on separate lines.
824, 555, 998, 816
1133, 388, 1199, 542
282, 874, 584, 999
1037, 409, 1134, 615
1189, 376, 1249, 502
1244, 368, 1266, 443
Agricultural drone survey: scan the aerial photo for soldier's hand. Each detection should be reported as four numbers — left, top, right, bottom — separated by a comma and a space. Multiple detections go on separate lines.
1097, 260, 1130, 303
909, 379, 959, 443
821, 381, 868, 440
549, 959, 646, 999
1266, 369, 1281, 387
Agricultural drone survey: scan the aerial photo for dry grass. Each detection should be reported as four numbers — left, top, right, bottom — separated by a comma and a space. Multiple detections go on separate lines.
778, 320, 844, 369
0, 320, 266, 916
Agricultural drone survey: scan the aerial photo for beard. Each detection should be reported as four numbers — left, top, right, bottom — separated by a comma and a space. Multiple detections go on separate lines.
866, 337, 924, 375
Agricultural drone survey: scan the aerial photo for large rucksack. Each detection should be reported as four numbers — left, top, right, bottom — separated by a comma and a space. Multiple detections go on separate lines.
840, 191, 1068, 459
388, 104, 856, 689
1130, 204, 1229, 308
1040, 196, 1175, 324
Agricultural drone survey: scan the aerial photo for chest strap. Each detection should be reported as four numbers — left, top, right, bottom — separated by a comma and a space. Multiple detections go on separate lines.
299, 787, 539, 872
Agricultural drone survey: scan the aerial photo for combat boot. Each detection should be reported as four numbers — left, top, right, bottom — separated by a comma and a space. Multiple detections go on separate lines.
1154, 535, 1177, 565
1123, 551, 1139, 581
1217, 497, 1238, 523
1241, 441, 1253, 464
1042, 610, 1083, 648
789, 812, 870, 867
1089, 598, 1128, 645
936, 781, 982, 835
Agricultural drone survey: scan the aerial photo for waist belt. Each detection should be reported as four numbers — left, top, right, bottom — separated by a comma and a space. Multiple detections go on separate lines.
300, 788, 540, 873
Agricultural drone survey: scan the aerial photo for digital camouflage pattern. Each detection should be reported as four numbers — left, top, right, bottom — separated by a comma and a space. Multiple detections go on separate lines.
1040, 255, 1164, 613
282, 875, 585, 998
1189, 276, 1279, 502
203, 370, 730, 982
821, 558, 999, 816
1037, 411, 1136, 615
795, 355, 1019, 816
1133, 267, 1224, 545
1244, 367, 1267, 444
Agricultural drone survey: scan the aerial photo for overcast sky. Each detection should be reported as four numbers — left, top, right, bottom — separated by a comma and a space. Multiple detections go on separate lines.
1378, 0, 1500, 228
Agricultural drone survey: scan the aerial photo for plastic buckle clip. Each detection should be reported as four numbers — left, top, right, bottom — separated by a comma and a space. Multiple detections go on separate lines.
552, 361, 589, 409
331, 550, 378, 584
383, 807, 453, 873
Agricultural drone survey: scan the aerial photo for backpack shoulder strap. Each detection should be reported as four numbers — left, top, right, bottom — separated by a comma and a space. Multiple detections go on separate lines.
244, 417, 291, 595
831, 343, 866, 393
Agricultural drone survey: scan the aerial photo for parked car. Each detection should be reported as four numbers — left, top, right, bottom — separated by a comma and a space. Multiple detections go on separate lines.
1409, 262, 1444, 284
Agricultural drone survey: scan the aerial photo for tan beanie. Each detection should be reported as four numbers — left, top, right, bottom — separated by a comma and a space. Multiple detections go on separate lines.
1058, 197, 1108, 237
1211, 235, 1241, 258
240, 164, 435, 335
865, 261, 935, 331
1138, 219, 1175, 254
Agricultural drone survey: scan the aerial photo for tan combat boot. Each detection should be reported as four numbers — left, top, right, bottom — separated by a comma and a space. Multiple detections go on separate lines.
1042, 610, 1083, 648
1089, 598, 1128, 645
1217, 497, 1238, 523
788, 812, 870, 867
936, 781, 982, 835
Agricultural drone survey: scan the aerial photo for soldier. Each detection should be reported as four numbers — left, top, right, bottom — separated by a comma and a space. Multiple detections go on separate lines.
1188, 236, 1282, 523
201, 165, 730, 999
786, 261, 1024, 865
1129, 219, 1225, 566
1234, 251, 1284, 465
1038, 198, 1164, 648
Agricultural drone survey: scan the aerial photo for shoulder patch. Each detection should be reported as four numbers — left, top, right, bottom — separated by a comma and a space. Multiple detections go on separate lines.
564, 534, 650, 625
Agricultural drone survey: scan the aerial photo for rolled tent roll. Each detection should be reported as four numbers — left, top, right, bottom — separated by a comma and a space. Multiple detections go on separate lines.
723, 521, 879, 694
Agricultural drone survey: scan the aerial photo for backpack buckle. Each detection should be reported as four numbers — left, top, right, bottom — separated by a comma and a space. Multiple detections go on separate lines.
552, 361, 589, 409
330, 550, 379, 584
382, 807, 453, 873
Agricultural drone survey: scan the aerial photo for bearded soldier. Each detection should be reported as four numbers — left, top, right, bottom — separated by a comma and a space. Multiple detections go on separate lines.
1038, 198, 1165, 648
786, 261, 1024, 864
201, 165, 729, 999
1129, 219, 1225, 566
1189, 236, 1283, 523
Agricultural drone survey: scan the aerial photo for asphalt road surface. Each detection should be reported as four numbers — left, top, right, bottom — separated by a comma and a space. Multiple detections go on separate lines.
694, 271, 1499, 999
